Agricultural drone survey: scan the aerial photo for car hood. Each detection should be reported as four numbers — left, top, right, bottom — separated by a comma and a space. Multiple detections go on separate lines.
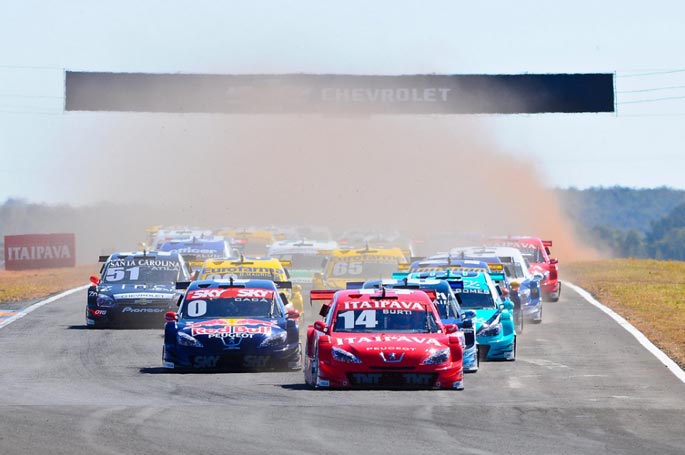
472, 308, 500, 330
331, 333, 449, 364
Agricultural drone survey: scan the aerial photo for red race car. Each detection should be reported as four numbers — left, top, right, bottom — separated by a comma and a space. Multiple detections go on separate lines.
305, 288, 464, 389
486, 236, 560, 302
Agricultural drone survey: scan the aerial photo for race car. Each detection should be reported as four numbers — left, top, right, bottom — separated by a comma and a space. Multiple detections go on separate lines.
267, 239, 338, 290
442, 271, 517, 361
158, 236, 232, 273
198, 256, 304, 315
312, 246, 408, 290
450, 246, 543, 323
163, 279, 301, 371
149, 227, 213, 250
355, 277, 479, 373
86, 251, 190, 328
305, 288, 464, 389
485, 236, 560, 302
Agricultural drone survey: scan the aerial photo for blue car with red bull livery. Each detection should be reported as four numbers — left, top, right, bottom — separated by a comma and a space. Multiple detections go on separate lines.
163, 279, 301, 371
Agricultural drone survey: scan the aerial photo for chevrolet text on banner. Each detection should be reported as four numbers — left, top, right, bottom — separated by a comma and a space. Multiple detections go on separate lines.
4, 234, 76, 270
64, 72, 615, 114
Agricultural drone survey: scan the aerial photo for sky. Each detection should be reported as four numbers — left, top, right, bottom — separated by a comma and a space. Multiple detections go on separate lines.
2, 0, 685, 205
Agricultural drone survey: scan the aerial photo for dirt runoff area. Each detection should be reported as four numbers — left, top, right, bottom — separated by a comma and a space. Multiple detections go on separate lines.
0, 264, 98, 304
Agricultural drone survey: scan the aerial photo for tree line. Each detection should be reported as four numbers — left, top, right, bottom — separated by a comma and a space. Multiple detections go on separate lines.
557, 186, 685, 260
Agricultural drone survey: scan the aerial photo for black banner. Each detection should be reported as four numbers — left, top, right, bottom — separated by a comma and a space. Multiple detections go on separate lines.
65, 72, 615, 114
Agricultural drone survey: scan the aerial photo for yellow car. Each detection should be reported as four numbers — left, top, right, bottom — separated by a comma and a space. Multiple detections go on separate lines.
198, 256, 304, 314
312, 247, 408, 290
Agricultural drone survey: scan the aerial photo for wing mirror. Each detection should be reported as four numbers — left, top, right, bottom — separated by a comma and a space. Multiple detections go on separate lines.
286, 309, 300, 320
165, 311, 178, 322
549, 258, 558, 265
313, 320, 327, 332
444, 323, 458, 334
89, 275, 100, 286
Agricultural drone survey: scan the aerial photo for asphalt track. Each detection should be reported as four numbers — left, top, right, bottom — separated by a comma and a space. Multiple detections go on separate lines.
0, 286, 684, 455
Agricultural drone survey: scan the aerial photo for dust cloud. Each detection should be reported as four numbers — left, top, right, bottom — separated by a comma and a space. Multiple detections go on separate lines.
47, 112, 597, 264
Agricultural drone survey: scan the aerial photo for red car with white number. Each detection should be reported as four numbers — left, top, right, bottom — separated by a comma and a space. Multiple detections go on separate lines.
305, 288, 464, 389
486, 236, 560, 302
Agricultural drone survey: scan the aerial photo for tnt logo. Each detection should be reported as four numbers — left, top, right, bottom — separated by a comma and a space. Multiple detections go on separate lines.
352, 373, 381, 385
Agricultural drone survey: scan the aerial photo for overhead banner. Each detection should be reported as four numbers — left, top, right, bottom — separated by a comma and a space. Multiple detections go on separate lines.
4, 234, 76, 270
64, 72, 615, 114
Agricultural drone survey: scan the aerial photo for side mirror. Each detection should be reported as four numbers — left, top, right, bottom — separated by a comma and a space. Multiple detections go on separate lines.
89, 275, 100, 286
444, 323, 458, 334
549, 258, 558, 265
165, 311, 178, 322
286, 309, 300, 320
314, 320, 327, 332
463, 310, 477, 320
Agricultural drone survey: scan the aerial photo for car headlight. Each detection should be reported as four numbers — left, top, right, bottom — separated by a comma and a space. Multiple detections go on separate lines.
422, 348, 450, 365
177, 332, 204, 348
478, 322, 502, 337
96, 294, 115, 308
259, 331, 287, 348
331, 347, 362, 364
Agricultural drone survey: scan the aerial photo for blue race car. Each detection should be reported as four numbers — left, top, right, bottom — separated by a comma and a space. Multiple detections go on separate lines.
450, 247, 543, 324
158, 237, 232, 274
353, 277, 479, 373
86, 251, 190, 328
163, 278, 301, 371
440, 271, 516, 361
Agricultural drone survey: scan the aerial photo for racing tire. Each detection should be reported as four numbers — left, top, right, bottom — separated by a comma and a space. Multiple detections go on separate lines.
507, 337, 517, 361
532, 306, 543, 324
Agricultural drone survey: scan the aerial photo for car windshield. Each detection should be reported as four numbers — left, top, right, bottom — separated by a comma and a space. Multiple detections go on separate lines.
333, 309, 440, 333
180, 288, 281, 319
453, 288, 496, 309
273, 253, 323, 269
503, 262, 527, 279
326, 259, 399, 280
433, 290, 460, 319
102, 258, 181, 284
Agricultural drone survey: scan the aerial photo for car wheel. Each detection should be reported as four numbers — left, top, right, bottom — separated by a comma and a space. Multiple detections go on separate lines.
507, 337, 517, 361
532, 305, 542, 324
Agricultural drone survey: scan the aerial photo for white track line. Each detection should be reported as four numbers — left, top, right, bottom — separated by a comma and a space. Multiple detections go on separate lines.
0, 285, 89, 330
564, 280, 685, 384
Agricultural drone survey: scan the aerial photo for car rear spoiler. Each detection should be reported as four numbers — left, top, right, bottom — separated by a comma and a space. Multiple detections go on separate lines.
392, 272, 410, 279
310, 289, 337, 317
444, 278, 464, 290
490, 273, 506, 282
98, 255, 110, 263
176, 281, 190, 290
542, 240, 553, 247
346, 282, 365, 290
274, 281, 293, 290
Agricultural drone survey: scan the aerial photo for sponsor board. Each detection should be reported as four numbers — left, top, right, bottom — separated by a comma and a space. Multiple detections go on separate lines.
4, 234, 76, 270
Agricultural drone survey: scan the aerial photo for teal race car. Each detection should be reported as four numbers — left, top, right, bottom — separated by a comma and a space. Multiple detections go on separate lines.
432, 271, 517, 361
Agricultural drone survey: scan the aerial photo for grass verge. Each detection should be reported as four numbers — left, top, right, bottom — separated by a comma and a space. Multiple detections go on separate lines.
0, 265, 98, 303
565, 259, 685, 369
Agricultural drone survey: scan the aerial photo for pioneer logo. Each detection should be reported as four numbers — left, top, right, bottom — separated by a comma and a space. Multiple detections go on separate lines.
121, 307, 165, 313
